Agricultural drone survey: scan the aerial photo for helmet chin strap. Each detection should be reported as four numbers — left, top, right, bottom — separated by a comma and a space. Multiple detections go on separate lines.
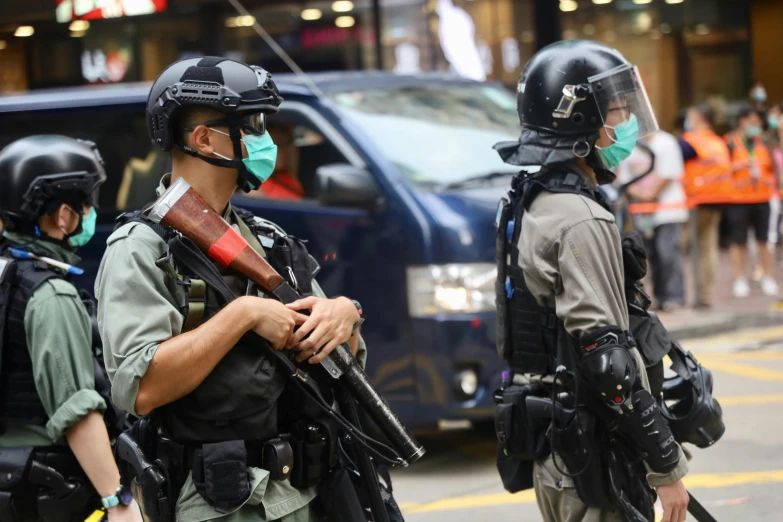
176, 122, 254, 193
586, 150, 616, 185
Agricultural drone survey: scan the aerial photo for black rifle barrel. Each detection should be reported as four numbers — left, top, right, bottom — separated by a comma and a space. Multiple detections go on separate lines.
272, 281, 425, 466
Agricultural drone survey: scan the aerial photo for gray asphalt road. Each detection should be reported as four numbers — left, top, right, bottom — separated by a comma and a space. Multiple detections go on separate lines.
391, 325, 783, 521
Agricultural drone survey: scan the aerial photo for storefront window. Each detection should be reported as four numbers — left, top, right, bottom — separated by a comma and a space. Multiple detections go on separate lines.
379, 0, 534, 87
559, 0, 750, 131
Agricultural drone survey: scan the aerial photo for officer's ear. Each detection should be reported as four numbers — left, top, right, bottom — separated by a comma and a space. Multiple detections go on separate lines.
189, 124, 216, 157
53, 203, 78, 232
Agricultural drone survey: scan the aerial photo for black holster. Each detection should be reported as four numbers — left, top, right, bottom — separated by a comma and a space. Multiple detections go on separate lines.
0, 447, 97, 522
115, 421, 174, 522
550, 405, 614, 509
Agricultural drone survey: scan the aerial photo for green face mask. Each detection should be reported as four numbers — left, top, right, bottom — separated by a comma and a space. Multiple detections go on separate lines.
242, 133, 278, 190
596, 114, 639, 169
768, 115, 780, 130
67, 207, 96, 247
745, 125, 763, 139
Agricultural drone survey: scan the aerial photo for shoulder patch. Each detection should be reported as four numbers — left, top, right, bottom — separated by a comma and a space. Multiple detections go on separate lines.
107, 222, 166, 251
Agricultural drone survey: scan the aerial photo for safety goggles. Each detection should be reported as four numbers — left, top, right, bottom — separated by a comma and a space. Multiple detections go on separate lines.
184, 113, 266, 136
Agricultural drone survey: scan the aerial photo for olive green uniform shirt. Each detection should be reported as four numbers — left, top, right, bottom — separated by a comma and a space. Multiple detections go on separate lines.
0, 232, 106, 448
95, 179, 366, 522
517, 178, 688, 522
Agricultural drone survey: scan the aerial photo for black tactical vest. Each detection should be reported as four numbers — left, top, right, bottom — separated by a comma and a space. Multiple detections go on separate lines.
496, 170, 612, 376
118, 208, 320, 443
0, 240, 125, 436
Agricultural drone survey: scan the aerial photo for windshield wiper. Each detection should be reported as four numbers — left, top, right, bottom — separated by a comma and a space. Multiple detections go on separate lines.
441, 171, 515, 191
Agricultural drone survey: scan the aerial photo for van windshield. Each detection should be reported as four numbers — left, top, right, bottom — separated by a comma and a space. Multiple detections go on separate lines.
330, 83, 521, 189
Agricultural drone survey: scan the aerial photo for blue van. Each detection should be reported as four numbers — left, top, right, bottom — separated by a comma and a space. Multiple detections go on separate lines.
0, 72, 522, 430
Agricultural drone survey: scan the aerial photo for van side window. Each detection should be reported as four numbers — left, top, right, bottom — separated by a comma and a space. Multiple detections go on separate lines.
245, 109, 350, 201
0, 107, 163, 216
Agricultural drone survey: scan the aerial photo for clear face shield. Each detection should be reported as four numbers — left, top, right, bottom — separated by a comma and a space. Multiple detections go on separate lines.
588, 64, 659, 143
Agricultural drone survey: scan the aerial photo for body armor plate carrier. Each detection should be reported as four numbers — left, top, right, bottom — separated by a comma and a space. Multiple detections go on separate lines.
496, 170, 611, 376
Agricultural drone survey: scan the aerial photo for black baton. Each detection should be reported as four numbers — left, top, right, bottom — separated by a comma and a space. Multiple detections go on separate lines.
688, 491, 719, 522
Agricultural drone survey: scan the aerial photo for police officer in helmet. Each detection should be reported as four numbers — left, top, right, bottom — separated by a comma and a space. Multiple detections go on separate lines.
494, 41, 690, 522
96, 57, 366, 522
0, 136, 137, 521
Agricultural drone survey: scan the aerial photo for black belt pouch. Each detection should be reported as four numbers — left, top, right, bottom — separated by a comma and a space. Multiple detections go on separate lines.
494, 383, 549, 460
192, 441, 251, 514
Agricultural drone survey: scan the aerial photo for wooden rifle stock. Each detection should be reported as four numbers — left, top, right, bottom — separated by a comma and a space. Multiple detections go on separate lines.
147, 177, 425, 466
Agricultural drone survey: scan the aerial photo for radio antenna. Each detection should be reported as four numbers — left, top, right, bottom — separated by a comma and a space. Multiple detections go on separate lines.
226, 0, 327, 100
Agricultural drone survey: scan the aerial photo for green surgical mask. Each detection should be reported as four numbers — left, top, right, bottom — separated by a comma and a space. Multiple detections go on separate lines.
768, 115, 780, 130
596, 114, 639, 169
745, 125, 762, 139
65, 207, 96, 247
242, 133, 278, 190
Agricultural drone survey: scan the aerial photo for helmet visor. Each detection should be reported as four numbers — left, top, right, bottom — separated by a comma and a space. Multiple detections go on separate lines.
588, 65, 659, 142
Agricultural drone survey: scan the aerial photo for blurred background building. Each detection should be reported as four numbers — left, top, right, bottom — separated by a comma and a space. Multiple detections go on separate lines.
0, 0, 781, 130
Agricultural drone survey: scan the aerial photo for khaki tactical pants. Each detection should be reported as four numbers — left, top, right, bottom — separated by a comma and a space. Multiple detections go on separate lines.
533, 456, 624, 522
690, 206, 723, 307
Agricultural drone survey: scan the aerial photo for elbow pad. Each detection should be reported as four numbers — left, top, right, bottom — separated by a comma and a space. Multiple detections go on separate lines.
578, 326, 679, 474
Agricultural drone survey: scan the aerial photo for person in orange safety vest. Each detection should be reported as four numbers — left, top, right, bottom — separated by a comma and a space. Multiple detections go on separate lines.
679, 104, 733, 308
724, 107, 778, 298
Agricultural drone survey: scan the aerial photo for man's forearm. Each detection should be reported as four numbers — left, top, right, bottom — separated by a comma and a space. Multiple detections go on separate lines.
648, 176, 673, 200
66, 411, 122, 500
135, 297, 255, 416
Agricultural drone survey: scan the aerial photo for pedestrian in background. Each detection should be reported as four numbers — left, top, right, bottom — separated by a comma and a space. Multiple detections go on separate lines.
750, 81, 768, 112
680, 104, 734, 308
620, 131, 688, 311
724, 108, 779, 297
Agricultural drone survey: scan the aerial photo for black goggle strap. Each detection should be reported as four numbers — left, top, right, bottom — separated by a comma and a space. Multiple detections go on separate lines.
229, 123, 253, 193
183, 114, 266, 136
176, 121, 254, 193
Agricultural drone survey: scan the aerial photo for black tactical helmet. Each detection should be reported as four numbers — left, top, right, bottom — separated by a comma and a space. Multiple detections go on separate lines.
660, 343, 725, 449
0, 135, 106, 231
494, 40, 658, 182
147, 56, 283, 192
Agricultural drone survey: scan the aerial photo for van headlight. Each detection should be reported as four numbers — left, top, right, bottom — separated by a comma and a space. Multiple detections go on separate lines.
406, 263, 496, 317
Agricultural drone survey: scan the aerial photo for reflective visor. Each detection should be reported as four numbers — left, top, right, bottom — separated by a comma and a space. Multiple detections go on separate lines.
588, 64, 659, 141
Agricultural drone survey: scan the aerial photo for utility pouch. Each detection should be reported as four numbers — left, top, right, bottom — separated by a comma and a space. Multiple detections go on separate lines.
262, 438, 294, 481
192, 441, 251, 514
550, 405, 613, 509
289, 422, 329, 490
266, 234, 320, 297
496, 445, 534, 494
494, 383, 548, 460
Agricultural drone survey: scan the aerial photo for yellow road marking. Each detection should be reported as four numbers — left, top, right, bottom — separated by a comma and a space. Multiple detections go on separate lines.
719, 393, 783, 405
399, 469, 783, 514
697, 360, 783, 382
698, 351, 783, 361
680, 325, 783, 352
